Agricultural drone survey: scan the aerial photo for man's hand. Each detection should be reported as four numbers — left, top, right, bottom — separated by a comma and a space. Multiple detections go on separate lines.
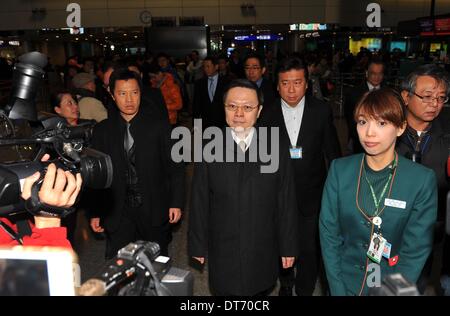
281, 257, 295, 269
169, 208, 182, 223
90, 217, 104, 233
193, 257, 205, 264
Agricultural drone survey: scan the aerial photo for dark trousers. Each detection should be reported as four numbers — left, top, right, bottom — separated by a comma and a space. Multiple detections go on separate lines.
105, 208, 171, 259
279, 215, 320, 296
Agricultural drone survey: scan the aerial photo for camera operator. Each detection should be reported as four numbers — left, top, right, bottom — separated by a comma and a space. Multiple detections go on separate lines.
0, 154, 82, 248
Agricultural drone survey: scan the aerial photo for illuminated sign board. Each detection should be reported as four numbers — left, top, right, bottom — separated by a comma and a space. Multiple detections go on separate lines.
8, 41, 20, 46
290, 23, 327, 31
234, 35, 283, 41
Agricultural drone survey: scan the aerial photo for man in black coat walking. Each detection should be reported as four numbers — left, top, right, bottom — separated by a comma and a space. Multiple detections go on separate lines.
89, 69, 185, 259
260, 57, 341, 296
189, 79, 299, 296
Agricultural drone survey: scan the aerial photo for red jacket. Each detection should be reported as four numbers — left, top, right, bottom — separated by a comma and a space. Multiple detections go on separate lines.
0, 218, 72, 249
150, 73, 182, 125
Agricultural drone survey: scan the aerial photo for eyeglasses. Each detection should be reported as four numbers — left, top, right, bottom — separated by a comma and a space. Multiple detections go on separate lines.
244, 66, 261, 70
224, 104, 259, 112
412, 92, 448, 104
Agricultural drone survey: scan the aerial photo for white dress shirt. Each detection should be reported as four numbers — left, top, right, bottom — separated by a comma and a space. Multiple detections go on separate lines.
281, 96, 305, 147
231, 127, 255, 152
367, 82, 380, 91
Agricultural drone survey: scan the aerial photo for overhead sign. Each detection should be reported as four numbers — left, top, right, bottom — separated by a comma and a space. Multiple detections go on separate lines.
234, 34, 283, 41
290, 23, 327, 31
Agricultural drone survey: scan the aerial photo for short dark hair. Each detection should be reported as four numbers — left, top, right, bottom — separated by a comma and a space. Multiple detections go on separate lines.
244, 53, 265, 68
223, 79, 264, 106
401, 64, 450, 96
109, 69, 143, 93
366, 59, 385, 72
354, 87, 406, 129
277, 57, 309, 81
203, 55, 218, 65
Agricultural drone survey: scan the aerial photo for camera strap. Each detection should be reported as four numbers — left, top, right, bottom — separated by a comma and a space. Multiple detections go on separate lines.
22, 182, 75, 218
0, 220, 24, 245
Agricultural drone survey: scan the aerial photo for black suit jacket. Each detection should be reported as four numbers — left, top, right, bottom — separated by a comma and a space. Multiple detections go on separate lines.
90, 103, 185, 233
260, 96, 341, 217
193, 76, 229, 129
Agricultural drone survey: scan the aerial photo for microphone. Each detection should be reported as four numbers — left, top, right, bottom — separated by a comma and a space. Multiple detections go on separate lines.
78, 279, 107, 296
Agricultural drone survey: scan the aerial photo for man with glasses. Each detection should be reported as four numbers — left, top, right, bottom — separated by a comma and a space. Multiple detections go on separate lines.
397, 64, 450, 295
244, 53, 277, 112
189, 79, 299, 296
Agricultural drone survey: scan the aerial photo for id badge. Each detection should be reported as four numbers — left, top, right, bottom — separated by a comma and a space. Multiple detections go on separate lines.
290, 146, 303, 159
367, 233, 387, 264
382, 242, 392, 259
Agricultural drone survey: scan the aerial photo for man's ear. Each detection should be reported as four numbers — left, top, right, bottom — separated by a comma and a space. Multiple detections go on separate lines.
54, 107, 61, 115
400, 90, 409, 106
257, 105, 263, 118
261, 67, 266, 75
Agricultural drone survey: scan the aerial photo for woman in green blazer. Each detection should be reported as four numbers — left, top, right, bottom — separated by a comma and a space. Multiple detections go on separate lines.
319, 88, 437, 296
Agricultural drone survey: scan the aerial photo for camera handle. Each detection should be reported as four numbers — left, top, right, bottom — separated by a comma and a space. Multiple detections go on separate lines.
22, 178, 75, 218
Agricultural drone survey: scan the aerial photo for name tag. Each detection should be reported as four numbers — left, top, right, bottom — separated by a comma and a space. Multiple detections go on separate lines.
384, 198, 406, 209
290, 146, 302, 159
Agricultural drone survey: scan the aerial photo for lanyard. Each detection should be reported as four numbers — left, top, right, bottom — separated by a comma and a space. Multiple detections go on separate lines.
356, 153, 398, 222
363, 169, 392, 214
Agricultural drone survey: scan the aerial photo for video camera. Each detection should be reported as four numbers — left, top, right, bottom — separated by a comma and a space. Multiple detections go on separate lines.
0, 51, 113, 218
78, 241, 194, 296
368, 273, 420, 296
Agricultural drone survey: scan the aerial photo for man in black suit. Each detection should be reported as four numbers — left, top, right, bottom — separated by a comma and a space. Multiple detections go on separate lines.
189, 79, 299, 296
344, 60, 385, 153
193, 56, 229, 129
89, 69, 185, 259
244, 53, 277, 114
260, 57, 341, 296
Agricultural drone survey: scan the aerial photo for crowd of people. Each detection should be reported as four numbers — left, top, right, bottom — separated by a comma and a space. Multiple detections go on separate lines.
0, 46, 449, 297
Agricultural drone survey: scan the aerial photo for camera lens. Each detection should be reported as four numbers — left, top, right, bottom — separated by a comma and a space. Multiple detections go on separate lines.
79, 148, 113, 189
